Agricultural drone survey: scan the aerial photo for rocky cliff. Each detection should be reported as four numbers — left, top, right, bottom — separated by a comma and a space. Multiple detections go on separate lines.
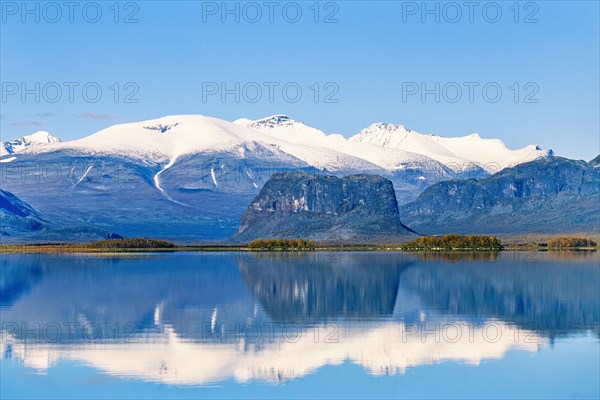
231, 172, 416, 243
399, 156, 600, 235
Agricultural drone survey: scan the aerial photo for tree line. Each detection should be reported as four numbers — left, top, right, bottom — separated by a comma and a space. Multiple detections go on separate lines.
85, 238, 176, 249
247, 239, 318, 250
401, 234, 503, 251
548, 237, 597, 249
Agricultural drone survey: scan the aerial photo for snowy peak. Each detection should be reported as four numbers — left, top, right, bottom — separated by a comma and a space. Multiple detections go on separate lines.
3, 131, 61, 154
235, 114, 302, 130
66, 115, 266, 161
237, 116, 452, 174
351, 123, 416, 147
4, 115, 553, 177
350, 123, 551, 172
430, 133, 552, 171
350, 123, 461, 167
358, 122, 412, 134
24, 131, 61, 144
236, 114, 331, 146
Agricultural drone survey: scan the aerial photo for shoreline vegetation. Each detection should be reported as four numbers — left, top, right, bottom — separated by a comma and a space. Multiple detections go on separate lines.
400, 235, 503, 251
0, 236, 597, 254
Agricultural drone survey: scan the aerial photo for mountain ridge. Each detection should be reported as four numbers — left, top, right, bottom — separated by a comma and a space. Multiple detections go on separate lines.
399, 156, 600, 235
3, 114, 552, 174
0, 114, 566, 242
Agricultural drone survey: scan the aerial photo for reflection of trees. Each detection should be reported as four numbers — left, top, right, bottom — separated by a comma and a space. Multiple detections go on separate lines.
412, 252, 500, 263
399, 253, 600, 337
546, 250, 598, 260
238, 253, 409, 323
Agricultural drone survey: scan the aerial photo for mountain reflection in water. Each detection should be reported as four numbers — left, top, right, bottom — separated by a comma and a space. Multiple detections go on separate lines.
0, 251, 598, 385
238, 252, 406, 323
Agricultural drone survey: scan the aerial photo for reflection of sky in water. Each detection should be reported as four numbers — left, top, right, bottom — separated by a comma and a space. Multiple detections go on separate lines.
0, 252, 599, 398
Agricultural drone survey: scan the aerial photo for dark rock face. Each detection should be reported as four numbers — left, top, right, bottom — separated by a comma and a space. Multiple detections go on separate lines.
231, 172, 415, 243
400, 156, 600, 235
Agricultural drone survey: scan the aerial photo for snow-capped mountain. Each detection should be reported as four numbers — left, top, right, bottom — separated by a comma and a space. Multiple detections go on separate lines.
65, 115, 380, 174
3, 115, 550, 177
2, 131, 61, 156
238, 115, 551, 175
0, 114, 555, 242
350, 123, 552, 173
235, 115, 454, 174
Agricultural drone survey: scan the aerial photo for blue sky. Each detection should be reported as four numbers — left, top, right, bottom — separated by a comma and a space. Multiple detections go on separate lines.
1, 1, 598, 160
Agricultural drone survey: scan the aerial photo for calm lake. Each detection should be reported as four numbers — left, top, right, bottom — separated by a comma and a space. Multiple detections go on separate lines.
1, 251, 599, 399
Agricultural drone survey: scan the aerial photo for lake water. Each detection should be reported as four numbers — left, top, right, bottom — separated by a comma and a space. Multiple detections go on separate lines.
1, 251, 598, 399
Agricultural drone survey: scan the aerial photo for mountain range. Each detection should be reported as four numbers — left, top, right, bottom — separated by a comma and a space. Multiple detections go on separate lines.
0, 114, 563, 242
400, 156, 600, 235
